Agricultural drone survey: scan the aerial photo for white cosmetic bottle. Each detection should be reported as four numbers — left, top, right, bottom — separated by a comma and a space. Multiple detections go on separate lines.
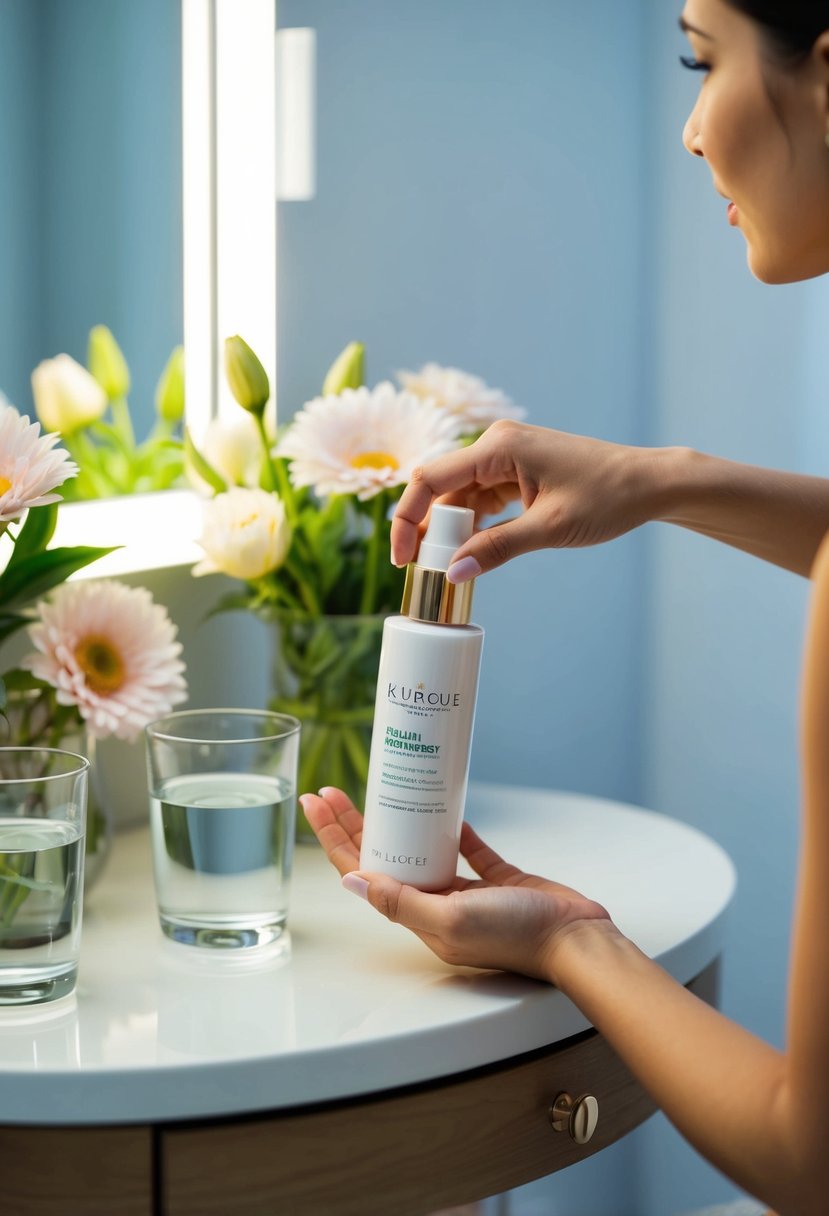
360, 505, 484, 891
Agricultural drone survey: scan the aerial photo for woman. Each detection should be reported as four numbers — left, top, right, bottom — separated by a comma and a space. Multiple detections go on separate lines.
300, 3, 829, 1213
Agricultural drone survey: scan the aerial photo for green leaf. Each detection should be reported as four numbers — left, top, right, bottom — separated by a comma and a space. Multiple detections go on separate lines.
0, 613, 31, 646
5, 504, 58, 567
88, 419, 132, 457
0, 546, 118, 610
202, 589, 255, 620
0, 669, 49, 695
185, 428, 228, 494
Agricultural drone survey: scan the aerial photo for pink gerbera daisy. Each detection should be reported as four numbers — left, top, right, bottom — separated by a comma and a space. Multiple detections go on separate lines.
23, 581, 188, 741
0, 397, 77, 523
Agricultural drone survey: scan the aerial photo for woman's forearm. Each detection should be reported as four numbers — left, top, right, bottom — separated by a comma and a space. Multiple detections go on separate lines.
547, 922, 820, 1215
650, 448, 829, 577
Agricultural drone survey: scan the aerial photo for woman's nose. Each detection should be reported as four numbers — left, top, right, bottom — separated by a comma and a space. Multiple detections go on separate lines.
683, 109, 705, 158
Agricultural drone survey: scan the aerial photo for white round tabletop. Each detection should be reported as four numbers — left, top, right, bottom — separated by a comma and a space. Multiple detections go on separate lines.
0, 783, 735, 1126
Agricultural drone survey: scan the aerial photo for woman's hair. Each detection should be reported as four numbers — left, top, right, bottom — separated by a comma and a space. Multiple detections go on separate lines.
724, 1, 828, 63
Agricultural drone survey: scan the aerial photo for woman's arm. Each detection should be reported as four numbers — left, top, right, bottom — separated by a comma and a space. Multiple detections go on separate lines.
548, 926, 793, 1212
780, 528, 829, 1188
390, 422, 829, 579
655, 447, 829, 577
552, 533, 829, 1216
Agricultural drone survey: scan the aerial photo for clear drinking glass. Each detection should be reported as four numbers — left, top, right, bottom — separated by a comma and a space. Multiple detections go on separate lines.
0, 748, 89, 1006
145, 709, 300, 949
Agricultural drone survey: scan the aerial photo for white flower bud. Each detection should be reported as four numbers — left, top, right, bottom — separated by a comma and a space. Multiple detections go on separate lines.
186, 416, 262, 493
31, 354, 108, 434
194, 487, 290, 581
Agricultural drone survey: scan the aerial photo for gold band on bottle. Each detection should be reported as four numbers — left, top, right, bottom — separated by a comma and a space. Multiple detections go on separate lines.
401, 564, 474, 625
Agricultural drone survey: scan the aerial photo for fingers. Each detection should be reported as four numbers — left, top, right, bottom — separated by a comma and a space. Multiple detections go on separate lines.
298, 789, 362, 877
390, 458, 472, 566
391, 431, 517, 566
459, 822, 527, 885
445, 511, 552, 582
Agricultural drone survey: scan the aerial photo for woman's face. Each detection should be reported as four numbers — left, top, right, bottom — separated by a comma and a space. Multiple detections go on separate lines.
681, 0, 829, 283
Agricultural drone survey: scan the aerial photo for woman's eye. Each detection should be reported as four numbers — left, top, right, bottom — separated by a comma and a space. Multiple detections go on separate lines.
679, 54, 711, 73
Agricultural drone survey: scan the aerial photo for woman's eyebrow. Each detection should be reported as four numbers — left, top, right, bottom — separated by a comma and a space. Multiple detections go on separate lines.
678, 16, 715, 41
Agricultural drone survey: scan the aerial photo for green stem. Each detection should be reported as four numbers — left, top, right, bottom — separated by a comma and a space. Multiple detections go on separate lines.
63, 432, 111, 498
110, 397, 136, 449
360, 493, 386, 615
0, 870, 33, 928
254, 414, 279, 495
284, 558, 321, 616
274, 457, 300, 529
260, 575, 306, 614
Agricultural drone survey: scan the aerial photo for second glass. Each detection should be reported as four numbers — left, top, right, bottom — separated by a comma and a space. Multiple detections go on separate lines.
145, 710, 300, 949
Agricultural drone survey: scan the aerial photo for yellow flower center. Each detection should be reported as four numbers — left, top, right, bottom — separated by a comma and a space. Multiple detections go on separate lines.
0, 475, 12, 496
350, 451, 399, 471
74, 636, 126, 694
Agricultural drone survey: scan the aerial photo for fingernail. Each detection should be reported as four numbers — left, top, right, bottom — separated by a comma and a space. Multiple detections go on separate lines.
298, 794, 312, 811
342, 872, 370, 900
446, 556, 482, 584
318, 786, 338, 800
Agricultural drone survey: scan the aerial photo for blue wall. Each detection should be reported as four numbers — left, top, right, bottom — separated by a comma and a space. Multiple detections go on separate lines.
0, 0, 41, 413
0, 0, 181, 432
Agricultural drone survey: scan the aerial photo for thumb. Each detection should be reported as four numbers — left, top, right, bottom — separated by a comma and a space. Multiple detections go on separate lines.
341, 871, 441, 932
446, 515, 548, 582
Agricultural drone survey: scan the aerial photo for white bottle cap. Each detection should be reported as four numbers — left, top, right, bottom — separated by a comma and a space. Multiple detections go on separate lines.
416, 505, 474, 572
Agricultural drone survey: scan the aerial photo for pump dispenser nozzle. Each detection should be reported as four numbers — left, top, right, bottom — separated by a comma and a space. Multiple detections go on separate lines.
416, 505, 474, 571
401, 504, 475, 625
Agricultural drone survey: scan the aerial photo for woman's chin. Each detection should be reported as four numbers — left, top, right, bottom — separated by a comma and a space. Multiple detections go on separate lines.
747, 242, 829, 286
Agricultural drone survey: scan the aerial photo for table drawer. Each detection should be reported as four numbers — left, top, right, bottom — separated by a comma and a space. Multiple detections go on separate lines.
161, 962, 718, 1216
0, 1126, 152, 1216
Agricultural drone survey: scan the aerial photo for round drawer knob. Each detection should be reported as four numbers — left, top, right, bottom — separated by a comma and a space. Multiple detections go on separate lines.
550, 1092, 599, 1144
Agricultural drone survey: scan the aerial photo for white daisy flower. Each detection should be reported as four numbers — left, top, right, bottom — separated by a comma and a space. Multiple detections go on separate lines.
0, 398, 78, 523
193, 487, 291, 580
276, 382, 462, 501
22, 581, 188, 742
396, 363, 525, 434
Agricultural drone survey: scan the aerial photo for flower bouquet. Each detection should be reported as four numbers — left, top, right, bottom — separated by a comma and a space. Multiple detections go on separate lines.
31, 325, 185, 499
189, 339, 522, 834
0, 397, 188, 895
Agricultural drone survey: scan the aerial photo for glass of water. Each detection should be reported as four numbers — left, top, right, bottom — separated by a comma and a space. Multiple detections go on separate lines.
0, 748, 89, 1006
145, 709, 300, 950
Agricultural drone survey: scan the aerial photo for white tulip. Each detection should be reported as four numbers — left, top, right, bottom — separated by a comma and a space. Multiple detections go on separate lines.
194, 487, 290, 581
31, 354, 108, 434
187, 415, 262, 493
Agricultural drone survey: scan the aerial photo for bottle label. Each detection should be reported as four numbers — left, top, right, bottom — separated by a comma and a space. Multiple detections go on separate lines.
361, 624, 483, 887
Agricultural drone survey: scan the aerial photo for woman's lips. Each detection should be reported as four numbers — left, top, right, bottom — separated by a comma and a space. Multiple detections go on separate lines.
727, 201, 739, 226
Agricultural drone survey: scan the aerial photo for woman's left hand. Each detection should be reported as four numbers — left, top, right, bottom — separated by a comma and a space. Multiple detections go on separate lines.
299, 787, 612, 983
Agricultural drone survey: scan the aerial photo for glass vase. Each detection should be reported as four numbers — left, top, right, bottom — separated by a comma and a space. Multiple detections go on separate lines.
0, 691, 112, 892
266, 612, 386, 840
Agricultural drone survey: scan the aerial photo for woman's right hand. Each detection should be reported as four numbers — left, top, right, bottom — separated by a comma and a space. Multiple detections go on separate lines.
299, 786, 613, 984
391, 420, 670, 578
